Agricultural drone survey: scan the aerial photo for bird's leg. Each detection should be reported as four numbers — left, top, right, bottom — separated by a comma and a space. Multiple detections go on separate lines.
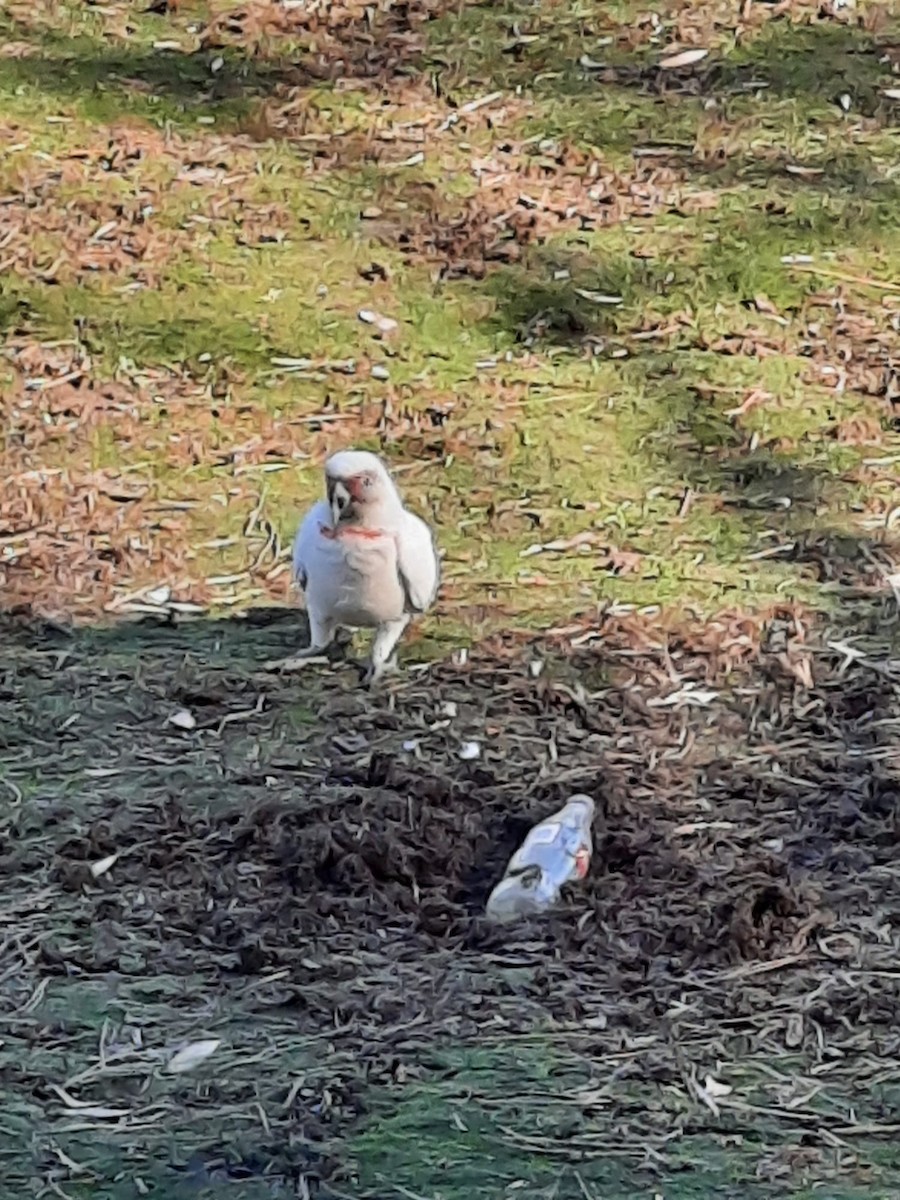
265, 614, 336, 672
364, 615, 411, 685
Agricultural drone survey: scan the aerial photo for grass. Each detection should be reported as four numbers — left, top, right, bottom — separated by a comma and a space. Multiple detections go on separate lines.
1, 0, 899, 638
2, 1, 900, 1196
352, 1043, 900, 1200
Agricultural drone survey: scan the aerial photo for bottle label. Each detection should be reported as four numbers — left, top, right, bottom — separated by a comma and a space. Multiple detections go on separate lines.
574, 847, 591, 879
525, 822, 561, 847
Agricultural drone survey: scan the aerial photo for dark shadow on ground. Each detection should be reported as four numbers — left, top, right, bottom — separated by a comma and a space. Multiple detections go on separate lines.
2, 3, 898, 142
3, 570, 900, 1196
451, 229, 900, 639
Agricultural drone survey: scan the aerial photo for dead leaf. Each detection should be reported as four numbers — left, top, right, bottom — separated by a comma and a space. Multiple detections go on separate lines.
90, 852, 119, 878
786, 1013, 804, 1047
648, 685, 719, 709
573, 288, 623, 305
777, 652, 814, 689
165, 1039, 221, 1074
659, 48, 709, 69
64, 1104, 132, 1119
703, 1075, 732, 1098
724, 388, 774, 417
753, 294, 778, 315
601, 548, 642, 575
675, 190, 720, 213
358, 309, 398, 335
520, 531, 601, 557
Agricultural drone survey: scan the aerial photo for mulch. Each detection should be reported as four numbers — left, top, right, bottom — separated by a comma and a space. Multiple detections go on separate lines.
3, 603, 900, 1191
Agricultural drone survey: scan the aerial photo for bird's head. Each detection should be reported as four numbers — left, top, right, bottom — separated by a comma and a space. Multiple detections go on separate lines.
324, 449, 400, 527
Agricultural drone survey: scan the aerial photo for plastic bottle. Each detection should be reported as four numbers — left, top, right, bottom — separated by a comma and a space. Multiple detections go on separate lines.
485, 794, 596, 921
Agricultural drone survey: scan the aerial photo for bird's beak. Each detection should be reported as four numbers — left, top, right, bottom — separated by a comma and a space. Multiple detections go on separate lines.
330, 479, 351, 525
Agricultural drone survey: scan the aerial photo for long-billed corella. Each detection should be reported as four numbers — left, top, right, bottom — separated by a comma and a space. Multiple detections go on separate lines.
281, 449, 440, 684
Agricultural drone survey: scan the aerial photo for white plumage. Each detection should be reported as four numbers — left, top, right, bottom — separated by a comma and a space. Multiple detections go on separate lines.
288, 450, 439, 682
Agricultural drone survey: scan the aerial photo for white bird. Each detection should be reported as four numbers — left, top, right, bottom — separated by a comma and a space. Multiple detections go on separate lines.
285, 449, 439, 684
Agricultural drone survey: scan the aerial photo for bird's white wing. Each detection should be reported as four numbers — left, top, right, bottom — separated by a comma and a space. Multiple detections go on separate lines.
292, 499, 330, 591
396, 510, 440, 613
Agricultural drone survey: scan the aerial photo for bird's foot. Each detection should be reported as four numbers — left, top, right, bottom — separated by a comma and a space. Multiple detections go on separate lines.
362, 655, 399, 687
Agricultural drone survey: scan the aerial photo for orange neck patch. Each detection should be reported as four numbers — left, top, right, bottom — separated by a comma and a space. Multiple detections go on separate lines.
319, 522, 384, 542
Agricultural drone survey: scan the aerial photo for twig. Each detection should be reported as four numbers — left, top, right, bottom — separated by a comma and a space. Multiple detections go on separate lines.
785, 263, 900, 292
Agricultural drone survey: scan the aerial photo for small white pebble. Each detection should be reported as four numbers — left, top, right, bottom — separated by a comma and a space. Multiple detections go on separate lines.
371, 364, 390, 380
441, 701, 458, 718
458, 741, 481, 761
